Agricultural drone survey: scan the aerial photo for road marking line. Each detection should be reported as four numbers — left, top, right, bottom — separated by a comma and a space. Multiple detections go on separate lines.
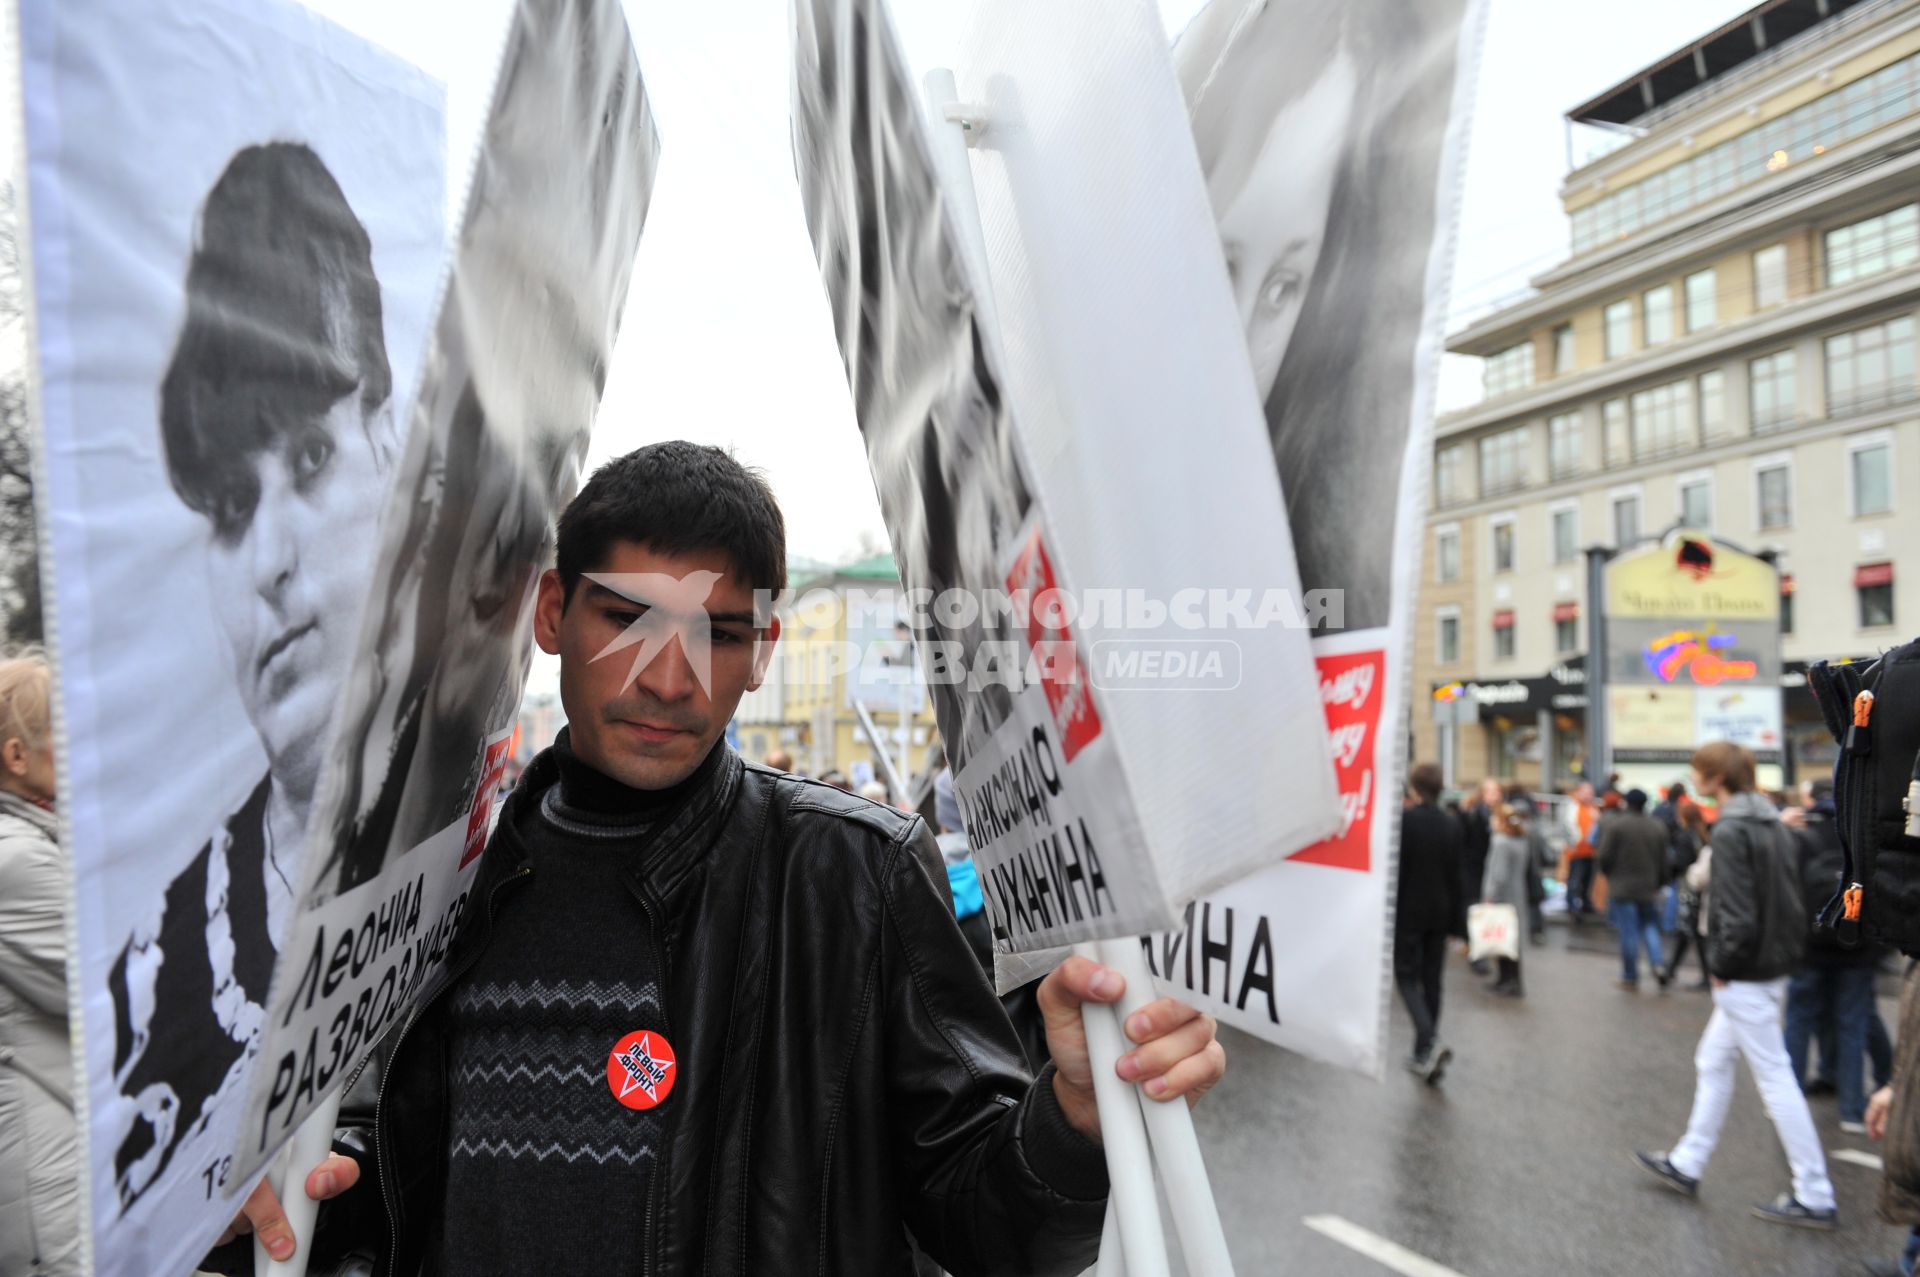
1303, 1215, 1470, 1277
1834, 1148, 1884, 1171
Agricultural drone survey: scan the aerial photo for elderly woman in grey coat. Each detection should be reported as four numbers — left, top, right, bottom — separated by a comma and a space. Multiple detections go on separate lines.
0, 650, 77, 1275
1481, 803, 1532, 998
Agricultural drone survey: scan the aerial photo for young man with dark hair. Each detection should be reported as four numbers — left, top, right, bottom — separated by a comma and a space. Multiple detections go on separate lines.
1636, 741, 1836, 1230
219, 442, 1224, 1276
1395, 760, 1463, 1084
1597, 788, 1671, 991
110, 142, 401, 1208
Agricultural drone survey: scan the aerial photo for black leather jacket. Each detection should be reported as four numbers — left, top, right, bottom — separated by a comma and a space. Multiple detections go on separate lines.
1704, 792, 1808, 983
225, 746, 1107, 1276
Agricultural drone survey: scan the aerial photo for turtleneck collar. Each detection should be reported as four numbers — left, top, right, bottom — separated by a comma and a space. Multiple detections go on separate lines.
549, 725, 725, 821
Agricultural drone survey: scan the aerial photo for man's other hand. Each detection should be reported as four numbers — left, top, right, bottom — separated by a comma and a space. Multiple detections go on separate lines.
1037, 955, 1227, 1142
215, 1152, 360, 1261
1869, 1085, 1895, 1142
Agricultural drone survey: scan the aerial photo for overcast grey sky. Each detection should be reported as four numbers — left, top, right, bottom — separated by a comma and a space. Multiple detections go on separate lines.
302, 0, 1755, 569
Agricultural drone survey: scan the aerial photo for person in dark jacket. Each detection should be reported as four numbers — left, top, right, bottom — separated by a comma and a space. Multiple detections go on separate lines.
1459, 778, 1497, 970
1783, 778, 1882, 1130
1396, 762, 1465, 1084
212, 444, 1227, 1276
1636, 742, 1836, 1230
1598, 789, 1671, 991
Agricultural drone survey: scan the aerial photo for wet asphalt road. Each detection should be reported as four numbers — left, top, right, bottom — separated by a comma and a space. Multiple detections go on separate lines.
1189, 920, 1909, 1277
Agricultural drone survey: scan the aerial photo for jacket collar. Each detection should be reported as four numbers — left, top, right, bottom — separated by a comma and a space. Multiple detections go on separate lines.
0, 788, 59, 841
487, 737, 748, 900
1718, 791, 1777, 822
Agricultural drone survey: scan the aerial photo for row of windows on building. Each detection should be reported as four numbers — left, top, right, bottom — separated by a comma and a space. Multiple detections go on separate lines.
1449, 313, 1915, 506
1431, 568, 1896, 667
1567, 49, 1920, 254
1483, 202, 1920, 399
1435, 431, 1895, 583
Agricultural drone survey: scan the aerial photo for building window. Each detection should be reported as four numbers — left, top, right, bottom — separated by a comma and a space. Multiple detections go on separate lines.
1437, 609, 1461, 664
1603, 398, 1630, 466
1548, 412, 1582, 479
1851, 434, 1894, 516
1435, 527, 1460, 583
1483, 343, 1534, 398
1857, 563, 1895, 628
1679, 475, 1713, 529
1491, 517, 1515, 573
1604, 299, 1633, 359
1551, 505, 1579, 564
1825, 315, 1916, 416
1754, 243, 1788, 309
1436, 444, 1469, 506
1756, 461, 1793, 530
1630, 379, 1696, 459
1613, 492, 1642, 546
1643, 285, 1674, 345
1698, 369, 1726, 439
1554, 602, 1579, 655
1478, 426, 1530, 497
1781, 576, 1795, 635
1685, 269, 1716, 331
1825, 204, 1920, 287
1750, 349, 1797, 433
1492, 611, 1516, 660
1553, 323, 1575, 374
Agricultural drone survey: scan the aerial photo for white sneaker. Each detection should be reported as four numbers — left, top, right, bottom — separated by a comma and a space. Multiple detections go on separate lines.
1840, 1120, 1868, 1135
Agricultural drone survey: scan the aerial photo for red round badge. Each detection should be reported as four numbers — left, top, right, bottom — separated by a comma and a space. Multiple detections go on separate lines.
606, 1030, 678, 1111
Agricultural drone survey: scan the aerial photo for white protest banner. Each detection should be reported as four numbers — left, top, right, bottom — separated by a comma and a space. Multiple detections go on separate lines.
239, 0, 660, 1180
17, 0, 445, 1269
1141, 0, 1487, 1074
792, 0, 1340, 956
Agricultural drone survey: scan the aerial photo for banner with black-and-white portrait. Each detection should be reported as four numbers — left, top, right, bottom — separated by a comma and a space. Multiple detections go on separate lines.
240, 0, 660, 1181
1147, 0, 1487, 1074
18, 0, 445, 1270
792, 0, 1342, 955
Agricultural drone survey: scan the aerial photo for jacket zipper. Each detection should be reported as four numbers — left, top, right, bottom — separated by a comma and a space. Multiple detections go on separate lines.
375, 864, 531, 1276
627, 876, 673, 1277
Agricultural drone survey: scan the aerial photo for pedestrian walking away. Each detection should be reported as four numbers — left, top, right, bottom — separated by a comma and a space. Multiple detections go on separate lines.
1598, 788, 1670, 991
1480, 803, 1531, 997
1395, 761, 1465, 1085
1635, 742, 1836, 1230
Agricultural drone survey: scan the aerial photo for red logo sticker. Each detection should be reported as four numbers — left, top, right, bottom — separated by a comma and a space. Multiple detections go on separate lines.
606, 1030, 677, 1110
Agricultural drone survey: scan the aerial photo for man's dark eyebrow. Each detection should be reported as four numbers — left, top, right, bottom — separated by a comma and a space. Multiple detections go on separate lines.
584, 581, 651, 608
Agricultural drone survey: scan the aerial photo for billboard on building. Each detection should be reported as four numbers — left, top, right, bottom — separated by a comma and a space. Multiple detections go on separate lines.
1600, 530, 1783, 788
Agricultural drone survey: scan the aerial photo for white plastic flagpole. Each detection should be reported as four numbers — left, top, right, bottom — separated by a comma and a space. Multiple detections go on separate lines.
1073, 942, 1170, 1277
253, 1091, 341, 1277
1098, 937, 1235, 1276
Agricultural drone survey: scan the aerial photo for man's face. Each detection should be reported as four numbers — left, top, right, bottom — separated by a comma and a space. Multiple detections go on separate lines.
536, 540, 777, 790
205, 395, 394, 804
1478, 779, 1504, 808
1574, 783, 1594, 804
1213, 55, 1354, 401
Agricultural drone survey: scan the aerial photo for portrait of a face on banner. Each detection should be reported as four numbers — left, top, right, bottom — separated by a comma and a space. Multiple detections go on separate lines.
1142, 0, 1483, 1074
241, 0, 662, 1179
18, 0, 444, 1270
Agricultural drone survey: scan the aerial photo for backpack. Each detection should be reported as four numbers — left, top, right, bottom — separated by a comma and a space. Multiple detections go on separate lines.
1809, 638, 1920, 956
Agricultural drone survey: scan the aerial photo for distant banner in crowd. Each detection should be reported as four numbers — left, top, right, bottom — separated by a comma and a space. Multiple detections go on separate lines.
240, 0, 660, 1181
18, 1, 446, 1271
791, 0, 1339, 953
1145, 0, 1486, 1074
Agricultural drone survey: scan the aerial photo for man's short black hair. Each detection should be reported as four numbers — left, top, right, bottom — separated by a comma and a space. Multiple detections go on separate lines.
1809, 777, 1835, 805
1626, 788, 1649, 812
160, 143, 390, 533
1407, 761, 1442, 804
557, 442, 787, 611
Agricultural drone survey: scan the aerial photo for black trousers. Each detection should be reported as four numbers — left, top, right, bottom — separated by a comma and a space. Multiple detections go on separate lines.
1394, 928, 1450, 1057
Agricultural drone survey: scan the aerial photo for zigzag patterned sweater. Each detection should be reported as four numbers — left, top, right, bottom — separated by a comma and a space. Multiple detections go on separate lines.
433, 734, 720, 1276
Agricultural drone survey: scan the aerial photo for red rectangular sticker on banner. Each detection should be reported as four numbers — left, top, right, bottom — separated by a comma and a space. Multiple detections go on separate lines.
1287, 648, 1384, 873
462, 737, 514, 868
1006, 527, 1103, 763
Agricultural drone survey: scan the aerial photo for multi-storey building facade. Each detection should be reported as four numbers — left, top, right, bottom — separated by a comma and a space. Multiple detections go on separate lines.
1418, 0, 1920, 791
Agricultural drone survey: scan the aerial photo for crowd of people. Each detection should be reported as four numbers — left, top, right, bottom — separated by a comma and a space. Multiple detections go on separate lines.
1396, 738, 1920, 1267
